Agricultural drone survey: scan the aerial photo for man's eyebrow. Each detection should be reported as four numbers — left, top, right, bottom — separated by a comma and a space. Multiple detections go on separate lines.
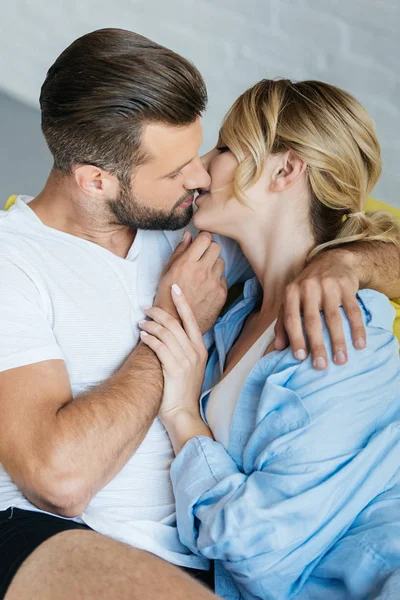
161, 157, 195, 179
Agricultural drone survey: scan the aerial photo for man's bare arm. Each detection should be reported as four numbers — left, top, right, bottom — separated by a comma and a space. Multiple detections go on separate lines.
0, 344, 163, 518
348, 241, 400, 297
0, 233, 226, 518
275, 241, 400, 369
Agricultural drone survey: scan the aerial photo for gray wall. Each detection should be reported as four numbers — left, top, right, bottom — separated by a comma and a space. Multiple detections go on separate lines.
0, 0, 399, 207
0, 93, 52, 204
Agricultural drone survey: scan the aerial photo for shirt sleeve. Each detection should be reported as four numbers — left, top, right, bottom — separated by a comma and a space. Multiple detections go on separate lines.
0, 258, 64, 372
171, 290, 400, 600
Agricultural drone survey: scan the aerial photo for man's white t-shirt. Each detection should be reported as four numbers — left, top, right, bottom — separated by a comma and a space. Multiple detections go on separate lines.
0, 196, 249, 568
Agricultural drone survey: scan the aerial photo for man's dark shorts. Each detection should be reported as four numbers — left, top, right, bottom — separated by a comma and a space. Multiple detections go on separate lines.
0, 507, 214, 599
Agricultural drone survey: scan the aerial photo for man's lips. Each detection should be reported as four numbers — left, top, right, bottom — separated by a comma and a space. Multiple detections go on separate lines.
178, 194, 195, 208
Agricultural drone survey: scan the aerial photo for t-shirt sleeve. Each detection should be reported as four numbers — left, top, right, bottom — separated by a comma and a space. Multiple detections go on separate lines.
0, 258, 64, 372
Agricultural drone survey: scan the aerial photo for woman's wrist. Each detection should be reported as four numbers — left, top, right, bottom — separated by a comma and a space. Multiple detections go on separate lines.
160, 409, 213, 455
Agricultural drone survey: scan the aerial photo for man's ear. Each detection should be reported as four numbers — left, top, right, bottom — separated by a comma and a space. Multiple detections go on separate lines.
74, 165, 118, 197
270, 151, 306, 193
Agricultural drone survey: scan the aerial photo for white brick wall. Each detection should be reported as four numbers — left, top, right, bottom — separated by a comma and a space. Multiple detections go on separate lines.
0, 0, 398, 205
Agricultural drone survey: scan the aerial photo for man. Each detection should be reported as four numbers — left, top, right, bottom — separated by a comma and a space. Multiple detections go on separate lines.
0, 28, 399, 600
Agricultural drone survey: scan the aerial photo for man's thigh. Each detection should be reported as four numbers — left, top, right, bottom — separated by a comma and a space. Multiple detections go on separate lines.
1, 508, 216, 600
0, 507, 91, 599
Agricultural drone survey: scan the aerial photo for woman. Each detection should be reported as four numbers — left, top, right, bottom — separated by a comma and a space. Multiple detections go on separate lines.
139, 79, 400, 600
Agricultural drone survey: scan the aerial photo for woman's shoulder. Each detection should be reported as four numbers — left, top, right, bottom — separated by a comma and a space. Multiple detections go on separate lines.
258, 288, 398, 400
355, 288, 396, 332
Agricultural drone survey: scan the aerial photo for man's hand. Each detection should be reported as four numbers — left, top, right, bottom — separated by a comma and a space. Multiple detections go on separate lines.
275, 249, 367, 370
154, 231, 227, 334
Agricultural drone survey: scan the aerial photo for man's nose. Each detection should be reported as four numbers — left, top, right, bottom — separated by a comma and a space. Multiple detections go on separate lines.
184, 158, 211, 190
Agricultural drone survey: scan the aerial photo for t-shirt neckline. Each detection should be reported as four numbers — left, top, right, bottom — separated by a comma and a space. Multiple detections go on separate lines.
13, 195, 143, 262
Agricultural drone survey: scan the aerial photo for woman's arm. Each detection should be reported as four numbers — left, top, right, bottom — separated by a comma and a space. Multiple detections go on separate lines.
138, 285, 213, 454
162, 411, 213, 455
170, 291, 400, 600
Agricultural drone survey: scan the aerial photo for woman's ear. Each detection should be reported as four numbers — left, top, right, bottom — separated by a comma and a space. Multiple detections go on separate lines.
270, 151, 306, 193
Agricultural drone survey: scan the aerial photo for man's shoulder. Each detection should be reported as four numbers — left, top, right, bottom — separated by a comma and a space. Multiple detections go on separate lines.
0, 209, 37, 256
0, 208, 46, 285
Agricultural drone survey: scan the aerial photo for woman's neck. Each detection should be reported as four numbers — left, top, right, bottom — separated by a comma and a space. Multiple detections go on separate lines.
237, 211, 315, 319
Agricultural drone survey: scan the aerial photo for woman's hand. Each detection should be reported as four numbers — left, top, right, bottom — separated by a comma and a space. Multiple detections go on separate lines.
138, 284, 208, 426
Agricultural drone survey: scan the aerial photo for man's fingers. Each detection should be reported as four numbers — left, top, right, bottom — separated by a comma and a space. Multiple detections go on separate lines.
282, 287, 308, 361
166, 231, 192, 267
342, 294, 366, 351
302, 298, 329, 370
322, 297, 348, 365
212, 257, 226, 277
184, 231, 213, 261
201, 241, 222, 268
274, 307, 289, 351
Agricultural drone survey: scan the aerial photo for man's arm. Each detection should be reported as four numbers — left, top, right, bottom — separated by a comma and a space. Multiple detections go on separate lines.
275, 241, 400, 369
0, 344, 163, 518
0, 234, 226, 518
350, 241, 400, 297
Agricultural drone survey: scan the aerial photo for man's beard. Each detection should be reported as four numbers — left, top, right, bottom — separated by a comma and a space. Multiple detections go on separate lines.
107, 183, 194, 231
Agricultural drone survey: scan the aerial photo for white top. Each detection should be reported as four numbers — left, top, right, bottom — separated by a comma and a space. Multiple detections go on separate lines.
0, 196, 249, 569
206, 322, 276, 448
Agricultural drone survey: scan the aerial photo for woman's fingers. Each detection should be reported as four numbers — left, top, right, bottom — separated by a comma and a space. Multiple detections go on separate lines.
139, 318, 185, 361
141, 305, 194, 353
171, 284, 206, 349
140, 332, 177, 371
139, 288, 207, 365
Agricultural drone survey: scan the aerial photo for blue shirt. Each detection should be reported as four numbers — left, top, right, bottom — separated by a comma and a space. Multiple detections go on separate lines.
171, 278, 400, 599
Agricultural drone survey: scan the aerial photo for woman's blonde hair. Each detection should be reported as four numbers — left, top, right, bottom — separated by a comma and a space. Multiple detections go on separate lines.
218, 79, 400, 259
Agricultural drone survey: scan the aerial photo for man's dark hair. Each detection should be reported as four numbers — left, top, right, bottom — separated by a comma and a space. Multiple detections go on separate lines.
40, 28, 207, 182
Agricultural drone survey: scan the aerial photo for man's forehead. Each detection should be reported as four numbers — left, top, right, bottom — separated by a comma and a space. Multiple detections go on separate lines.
141, 119, 203, 160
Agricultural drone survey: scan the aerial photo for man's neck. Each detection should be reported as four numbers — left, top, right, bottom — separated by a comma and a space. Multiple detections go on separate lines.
29, 173, 136, 259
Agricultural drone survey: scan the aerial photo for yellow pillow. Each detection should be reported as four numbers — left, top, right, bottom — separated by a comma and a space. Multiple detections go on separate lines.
5, 195, 17, 211
365, 198, 400, 344
4, 195, 400, 344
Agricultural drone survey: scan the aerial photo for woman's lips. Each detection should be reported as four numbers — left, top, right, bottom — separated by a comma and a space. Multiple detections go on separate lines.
195, 191, 209, 207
